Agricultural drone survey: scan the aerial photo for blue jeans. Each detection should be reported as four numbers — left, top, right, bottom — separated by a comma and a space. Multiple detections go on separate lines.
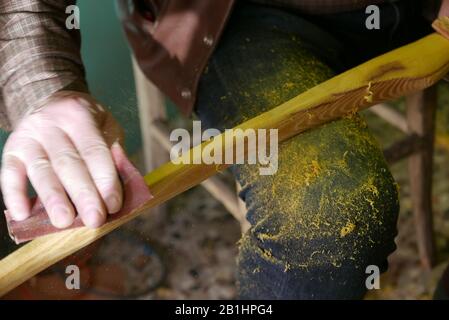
194, 0, 429, 299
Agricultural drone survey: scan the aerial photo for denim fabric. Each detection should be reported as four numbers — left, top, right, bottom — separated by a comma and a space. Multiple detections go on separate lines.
194, 0, 430, 299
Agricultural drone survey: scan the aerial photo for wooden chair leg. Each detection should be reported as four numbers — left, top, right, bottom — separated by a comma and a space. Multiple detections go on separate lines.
132, 58, 168, 223
145, 118, 252, 234
236, 182, 251, 234
406, 87, 437, 270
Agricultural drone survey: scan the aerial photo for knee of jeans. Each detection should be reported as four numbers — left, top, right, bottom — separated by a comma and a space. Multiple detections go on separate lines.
236, 122, 400, 273
237, 171, 399, 299
242, 177, 398, 272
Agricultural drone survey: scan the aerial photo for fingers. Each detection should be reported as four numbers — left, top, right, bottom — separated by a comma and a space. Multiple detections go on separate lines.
1, 96, 124, 230
439, 0, 449, 17
2, 141, 76, 228
63, 121, 123, 214
40, 129, 108, 228
1, 153, 31, 221
25, 148, 77, 229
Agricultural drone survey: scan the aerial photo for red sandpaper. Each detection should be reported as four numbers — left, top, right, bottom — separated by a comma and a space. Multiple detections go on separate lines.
3, 144, 153, 244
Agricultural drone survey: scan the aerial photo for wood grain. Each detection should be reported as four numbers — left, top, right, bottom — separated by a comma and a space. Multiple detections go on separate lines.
1, 33, 449, 296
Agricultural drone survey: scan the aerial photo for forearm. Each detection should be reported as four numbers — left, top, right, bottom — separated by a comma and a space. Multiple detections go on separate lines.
0, 0, 88, 130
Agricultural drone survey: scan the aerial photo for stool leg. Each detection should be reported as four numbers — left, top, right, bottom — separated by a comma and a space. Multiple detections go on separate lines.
406, 87, 437, 270
235, 182, 251, 234
132, 58, 168, 223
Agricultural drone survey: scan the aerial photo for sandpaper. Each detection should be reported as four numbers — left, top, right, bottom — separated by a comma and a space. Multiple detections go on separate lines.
3, 144, 153, 244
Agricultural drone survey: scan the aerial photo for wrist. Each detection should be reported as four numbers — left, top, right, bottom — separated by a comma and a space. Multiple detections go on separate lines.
31, 90, 103, 115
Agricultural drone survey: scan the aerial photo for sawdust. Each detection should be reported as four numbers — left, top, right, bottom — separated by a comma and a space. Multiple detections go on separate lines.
340, 222, 356, 238
220, 35, 400, 273
192, 24, 401, 284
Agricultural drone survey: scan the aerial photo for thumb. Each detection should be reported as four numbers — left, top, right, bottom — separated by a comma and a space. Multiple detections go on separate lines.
439, 0, 449, 17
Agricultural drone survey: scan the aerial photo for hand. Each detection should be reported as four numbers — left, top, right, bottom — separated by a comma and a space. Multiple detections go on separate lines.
1, 92, 124, 229
439, 0, 449, 17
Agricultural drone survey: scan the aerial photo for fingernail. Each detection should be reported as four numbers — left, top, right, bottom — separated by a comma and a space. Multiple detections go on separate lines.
83, 209, 106, 228
51, 206, 74, 229
106, 194, 122, 214
111, 141, 121, 149
12, 209, 30, 222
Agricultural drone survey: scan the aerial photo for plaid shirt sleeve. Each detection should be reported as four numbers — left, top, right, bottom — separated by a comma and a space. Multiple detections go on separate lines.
0, 0, 88, 130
